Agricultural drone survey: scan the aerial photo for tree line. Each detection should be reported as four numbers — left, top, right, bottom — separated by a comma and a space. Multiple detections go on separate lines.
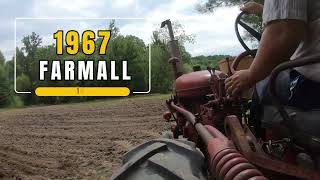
0, 20, 229, 108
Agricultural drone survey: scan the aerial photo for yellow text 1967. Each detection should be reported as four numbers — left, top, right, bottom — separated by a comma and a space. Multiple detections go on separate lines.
53, 30, 111, 55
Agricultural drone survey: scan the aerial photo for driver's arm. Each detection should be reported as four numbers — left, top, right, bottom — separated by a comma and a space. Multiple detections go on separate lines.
249, 19, 306, 83
249, 0, 307, 83
226, 0, 307, 95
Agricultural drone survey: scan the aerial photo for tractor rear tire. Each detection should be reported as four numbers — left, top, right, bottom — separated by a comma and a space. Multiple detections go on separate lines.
111, 138, 208, 180
161, 130, 174, 139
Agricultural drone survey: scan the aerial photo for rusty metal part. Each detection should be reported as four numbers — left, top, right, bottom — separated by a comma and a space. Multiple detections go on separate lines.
170, 102, 213, 145
225, 115, 320, 180
169, 102, 268, 179
162, 111, 172, 121
167, 57, 183, 79
161, 19, 183, 79
208, 68, 228, 100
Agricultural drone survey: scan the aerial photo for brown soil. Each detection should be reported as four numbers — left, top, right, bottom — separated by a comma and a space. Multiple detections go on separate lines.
0, 95, 170, 179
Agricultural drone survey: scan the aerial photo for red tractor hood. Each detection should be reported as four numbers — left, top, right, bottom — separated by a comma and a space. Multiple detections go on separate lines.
175, 70, 215, 98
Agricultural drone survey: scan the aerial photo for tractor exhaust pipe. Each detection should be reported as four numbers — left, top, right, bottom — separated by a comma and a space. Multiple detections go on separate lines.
169, 102, 268, 180
161, 19, 184, 79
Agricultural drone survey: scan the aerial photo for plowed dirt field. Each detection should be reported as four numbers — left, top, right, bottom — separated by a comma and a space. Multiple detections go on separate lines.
0, 95, 170, 179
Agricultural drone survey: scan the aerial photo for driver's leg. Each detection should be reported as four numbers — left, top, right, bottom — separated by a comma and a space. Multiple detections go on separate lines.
249, 70, 291, 138
287, 70, 320, 109
255, 70, 291, 105
255, 69, 320, 109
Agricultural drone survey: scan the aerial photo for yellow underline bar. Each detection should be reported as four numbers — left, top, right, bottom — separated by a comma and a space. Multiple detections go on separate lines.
35, 87, 130, 97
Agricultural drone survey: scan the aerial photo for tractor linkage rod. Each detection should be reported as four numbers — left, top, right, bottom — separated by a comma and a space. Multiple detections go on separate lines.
170, 102, 223, 145
169, 101, 268, 180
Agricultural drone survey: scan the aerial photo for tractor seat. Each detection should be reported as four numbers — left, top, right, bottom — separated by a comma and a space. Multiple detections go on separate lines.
262, 105, 320, 151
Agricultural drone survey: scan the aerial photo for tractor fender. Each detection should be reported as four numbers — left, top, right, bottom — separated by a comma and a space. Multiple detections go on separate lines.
111, 138, 208, 180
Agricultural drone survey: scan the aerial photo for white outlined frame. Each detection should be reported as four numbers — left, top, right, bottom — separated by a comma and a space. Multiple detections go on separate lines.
14, 17, 151, 94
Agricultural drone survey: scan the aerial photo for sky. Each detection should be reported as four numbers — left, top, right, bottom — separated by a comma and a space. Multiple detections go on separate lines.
0, 0, 246, 61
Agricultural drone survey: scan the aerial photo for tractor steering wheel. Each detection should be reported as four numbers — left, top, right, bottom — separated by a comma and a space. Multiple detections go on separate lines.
235, 11, 261, 56
232, 12, 261, 72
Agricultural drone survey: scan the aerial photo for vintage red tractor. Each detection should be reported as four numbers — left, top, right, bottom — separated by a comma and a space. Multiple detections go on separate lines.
112, 13, 320, 180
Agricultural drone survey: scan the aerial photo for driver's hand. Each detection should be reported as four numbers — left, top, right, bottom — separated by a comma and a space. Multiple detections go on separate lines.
225, 70, 254, 96
240, 2, 263, 15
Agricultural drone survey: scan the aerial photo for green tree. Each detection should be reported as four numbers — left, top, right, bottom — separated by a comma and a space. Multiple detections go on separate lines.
106, 35, 148, 91
156, 21, 195, 45
22, 32, 42, 75
150, 32, 173, 93
0, 50, 5, 65
5, 59, 15, 81
0, 54, 24, 108
155, 21, 193, 64
16, 47, 26, 76
150, 21, 200, 92
0, 63, 10, 107
16, 74, 32, 105
191, 55, 231, 69
108, 19, 119, 38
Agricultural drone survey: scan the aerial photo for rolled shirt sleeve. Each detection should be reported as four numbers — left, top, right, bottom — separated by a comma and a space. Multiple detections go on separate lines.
263, 0, 308, 26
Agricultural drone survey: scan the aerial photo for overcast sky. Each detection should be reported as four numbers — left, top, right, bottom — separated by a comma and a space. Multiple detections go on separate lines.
0, 0, 245, 61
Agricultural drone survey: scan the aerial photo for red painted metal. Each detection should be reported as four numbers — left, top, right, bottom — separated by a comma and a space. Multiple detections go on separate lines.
169, 102, 268, 179
163, 25, 320, 179
162, 111, 172, 121
175, 70, 212, 98
208, 148, 266, 180
225, 115, 320, 180
205, 135, 268, 180
205, 125, 228, 141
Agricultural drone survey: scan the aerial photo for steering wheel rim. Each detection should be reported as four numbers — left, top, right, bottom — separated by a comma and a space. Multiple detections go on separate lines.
235, 12, 261, 56
231, 49, 257, 73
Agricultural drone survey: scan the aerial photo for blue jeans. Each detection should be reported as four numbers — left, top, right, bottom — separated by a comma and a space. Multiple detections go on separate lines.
255, 70, 320, 110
